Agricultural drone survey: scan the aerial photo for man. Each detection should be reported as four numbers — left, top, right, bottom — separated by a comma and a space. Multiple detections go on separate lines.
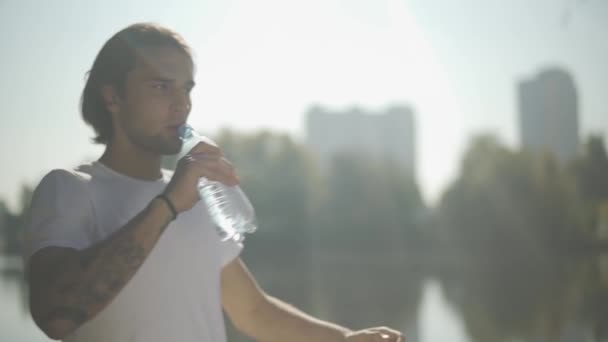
24, 23, 404, 342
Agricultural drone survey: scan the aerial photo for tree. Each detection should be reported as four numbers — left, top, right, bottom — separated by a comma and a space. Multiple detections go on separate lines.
439, 134, 588, 257
215, 129, 321, 313
316, 150, 425, 254
571, 135, 608, 236
0, 184, 33, 256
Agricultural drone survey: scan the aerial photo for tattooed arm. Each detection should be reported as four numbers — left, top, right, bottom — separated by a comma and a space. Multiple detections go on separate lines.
27, 141, 239, 340
27, 197, 174, 340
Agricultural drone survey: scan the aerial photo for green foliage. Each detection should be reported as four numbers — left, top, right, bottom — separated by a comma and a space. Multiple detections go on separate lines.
570, 135, 608, 233
215, 130, 320, 253
573, 135, 608, 202
3, 130, 608, 342
0, 185, 33, 256
439, 134, 590, 255
212, 129, 426, 255
316, 151, 425, 253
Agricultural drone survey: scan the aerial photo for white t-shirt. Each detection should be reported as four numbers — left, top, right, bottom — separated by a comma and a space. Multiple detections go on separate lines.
23, 161, 242, 342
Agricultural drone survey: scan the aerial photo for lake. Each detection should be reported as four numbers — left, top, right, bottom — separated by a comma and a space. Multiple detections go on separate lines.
2, 252, 607, 342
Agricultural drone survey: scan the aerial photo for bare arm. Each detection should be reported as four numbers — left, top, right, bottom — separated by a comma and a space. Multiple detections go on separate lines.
221, 258, 351, 342
28, 198, 173, 339
221, 258, 405, 342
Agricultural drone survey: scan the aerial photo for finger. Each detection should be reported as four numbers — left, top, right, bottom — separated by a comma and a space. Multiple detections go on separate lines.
370, 328, 403, 342
189, 152, 223, 162
195, 167, 237, 186
193, 159, 239, 186
376, 334, 398, 342
181, 155, 238, 185
189, 154, 236, 177
207, 158, 237, 178
382, 332, 403, 342
354, 331, 389, 342
370, 333, 390, 342
188, 141, 223, 156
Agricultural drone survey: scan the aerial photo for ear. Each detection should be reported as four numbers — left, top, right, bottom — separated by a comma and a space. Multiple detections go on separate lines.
101, 85, 122, 114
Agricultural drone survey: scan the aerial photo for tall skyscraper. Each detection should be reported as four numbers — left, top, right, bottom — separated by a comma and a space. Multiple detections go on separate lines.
518, 67, 579, 163
305, 105, 416, 175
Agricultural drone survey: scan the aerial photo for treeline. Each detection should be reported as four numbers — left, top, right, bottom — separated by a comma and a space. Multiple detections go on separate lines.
436, 133, 608, 259
0, 186, 32, 256
2, 130, 608, 341
2, 131, 607, 260
213, 129, 427, 255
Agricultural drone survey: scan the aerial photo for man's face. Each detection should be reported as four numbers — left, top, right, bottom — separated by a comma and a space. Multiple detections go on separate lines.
112, 45, 195, 155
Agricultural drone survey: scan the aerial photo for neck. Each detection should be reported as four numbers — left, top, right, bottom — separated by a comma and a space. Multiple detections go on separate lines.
99, 140, 163, 181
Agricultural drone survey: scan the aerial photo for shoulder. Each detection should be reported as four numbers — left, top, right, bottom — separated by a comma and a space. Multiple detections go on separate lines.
43, 167, 92, 184
33, 167, 92, 202
25, 168, 97, 260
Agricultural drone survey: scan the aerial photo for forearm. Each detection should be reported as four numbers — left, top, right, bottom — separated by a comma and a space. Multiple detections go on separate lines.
247, 295, 352, 342
36, 198, 173, 334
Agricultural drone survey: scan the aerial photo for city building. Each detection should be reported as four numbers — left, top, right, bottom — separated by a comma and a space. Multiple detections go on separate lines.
518, 67, 579, 163
305, 105, 416, 175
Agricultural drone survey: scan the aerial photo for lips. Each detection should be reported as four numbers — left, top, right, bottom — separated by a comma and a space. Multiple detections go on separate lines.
168, 122, 185, 130
166, 124, 184, 137
168, 122, 185, 128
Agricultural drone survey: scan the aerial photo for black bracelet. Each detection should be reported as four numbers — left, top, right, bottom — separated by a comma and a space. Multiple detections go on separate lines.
155, 194, 177, 221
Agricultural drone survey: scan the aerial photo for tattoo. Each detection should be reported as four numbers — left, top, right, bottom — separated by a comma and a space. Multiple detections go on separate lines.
58, 231, 146, 307
78, 249, 98, 269
44, 202, 168, 328
41, 306, 88, 327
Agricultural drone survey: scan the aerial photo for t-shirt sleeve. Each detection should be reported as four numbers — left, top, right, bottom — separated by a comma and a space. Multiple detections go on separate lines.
220, 238, 243, 268
23, 169, 95, 261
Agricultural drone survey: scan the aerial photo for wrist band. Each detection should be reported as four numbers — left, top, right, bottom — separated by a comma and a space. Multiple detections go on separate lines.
155, 194, 177, 221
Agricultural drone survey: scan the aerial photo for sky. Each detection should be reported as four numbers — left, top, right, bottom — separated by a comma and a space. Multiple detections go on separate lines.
0, 0, 606, 211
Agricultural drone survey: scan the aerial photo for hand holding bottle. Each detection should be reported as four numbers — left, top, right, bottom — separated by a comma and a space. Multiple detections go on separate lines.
173, 124, 258, 242
164, 140, 240, 214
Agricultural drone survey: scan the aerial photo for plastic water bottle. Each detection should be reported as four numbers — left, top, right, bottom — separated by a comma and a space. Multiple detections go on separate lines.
178, 124, 258, 242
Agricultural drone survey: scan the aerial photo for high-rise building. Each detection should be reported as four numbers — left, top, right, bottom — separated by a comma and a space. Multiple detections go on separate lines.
518, 67, 579, 163
305, 105, 416, 175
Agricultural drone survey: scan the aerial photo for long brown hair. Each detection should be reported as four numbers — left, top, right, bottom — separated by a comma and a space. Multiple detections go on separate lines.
80, 23, 192, 144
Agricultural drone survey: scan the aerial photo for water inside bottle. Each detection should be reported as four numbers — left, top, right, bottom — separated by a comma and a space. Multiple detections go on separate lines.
199, 182, 238, 241
180, 124, 258, 242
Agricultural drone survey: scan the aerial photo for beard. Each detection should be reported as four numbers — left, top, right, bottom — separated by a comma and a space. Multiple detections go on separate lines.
118, 108, 185, 155
130, 131, 183, 155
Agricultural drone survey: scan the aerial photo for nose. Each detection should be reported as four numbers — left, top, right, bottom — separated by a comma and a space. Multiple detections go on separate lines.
170, 88, 191, 118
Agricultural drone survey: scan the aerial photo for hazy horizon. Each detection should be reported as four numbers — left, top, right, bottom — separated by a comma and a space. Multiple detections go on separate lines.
1, 0, 606, 211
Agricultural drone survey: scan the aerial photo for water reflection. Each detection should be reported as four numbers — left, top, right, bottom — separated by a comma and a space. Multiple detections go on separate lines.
435, 253, 608, 342
1, 256, 29, 314
0, 256, 47, 342
227, 248, 608, 342
2, 251, 608, 342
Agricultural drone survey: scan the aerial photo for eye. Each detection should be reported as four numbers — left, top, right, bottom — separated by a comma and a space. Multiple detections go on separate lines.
152, 82, 169, 91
